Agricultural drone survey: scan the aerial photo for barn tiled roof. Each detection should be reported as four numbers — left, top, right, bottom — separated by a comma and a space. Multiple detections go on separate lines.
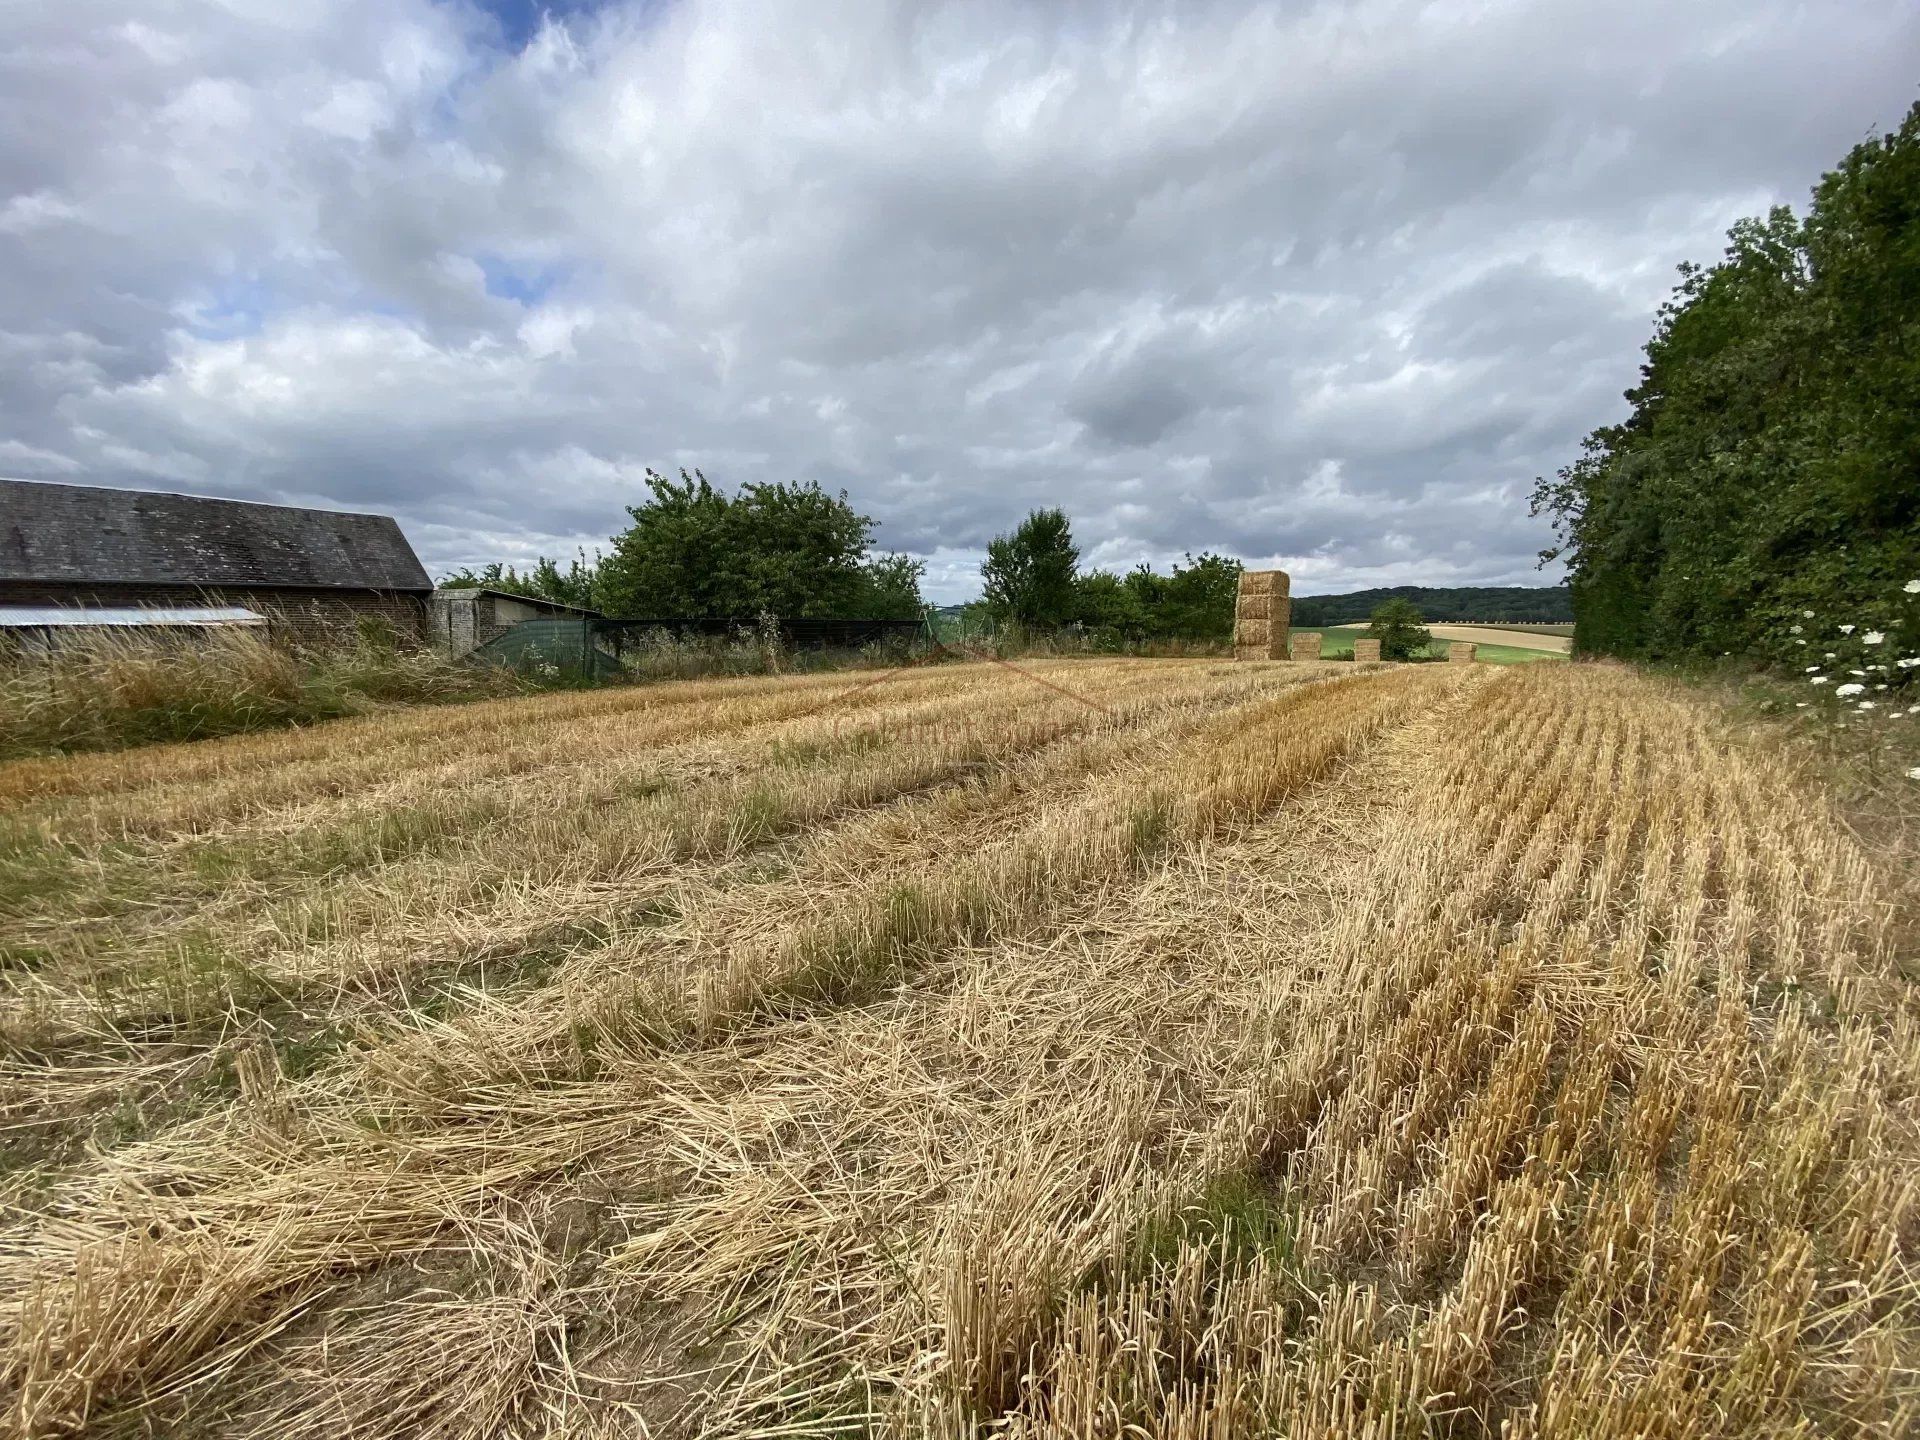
0, 480, 432, 593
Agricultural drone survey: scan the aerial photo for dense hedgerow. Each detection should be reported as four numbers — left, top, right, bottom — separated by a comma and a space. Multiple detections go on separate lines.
1533, 101, 1920, 667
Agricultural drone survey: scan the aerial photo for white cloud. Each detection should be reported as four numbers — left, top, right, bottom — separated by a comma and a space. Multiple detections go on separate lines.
2, 0, 1916, 598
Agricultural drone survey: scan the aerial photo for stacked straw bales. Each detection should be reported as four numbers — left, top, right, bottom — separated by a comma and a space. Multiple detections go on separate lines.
1353, 637, 1382, 662
1290, 631, 1322, 661
1449, 641, 1477, 664
1233, 570, 1290, 661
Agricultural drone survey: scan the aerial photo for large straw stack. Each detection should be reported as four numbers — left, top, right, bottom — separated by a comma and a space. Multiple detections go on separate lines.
1353, 637, 1382, 662
1290, 631, 1322, 661
1448, 641, 1477, 664
1233, 570, 1290, 661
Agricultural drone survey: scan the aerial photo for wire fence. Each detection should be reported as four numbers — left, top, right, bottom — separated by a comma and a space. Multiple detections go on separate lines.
470, 615, 929, 680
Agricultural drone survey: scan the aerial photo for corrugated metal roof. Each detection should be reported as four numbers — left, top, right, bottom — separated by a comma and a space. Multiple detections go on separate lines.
0, 606, 267, 628
0, 480, 432, 592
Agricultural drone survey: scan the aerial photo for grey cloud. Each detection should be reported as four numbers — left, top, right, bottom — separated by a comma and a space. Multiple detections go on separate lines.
2, 0, 1916, 600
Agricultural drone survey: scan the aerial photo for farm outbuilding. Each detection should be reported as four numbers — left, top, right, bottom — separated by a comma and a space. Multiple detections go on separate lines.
428, 588, 604, 659
0, 480, 433, 645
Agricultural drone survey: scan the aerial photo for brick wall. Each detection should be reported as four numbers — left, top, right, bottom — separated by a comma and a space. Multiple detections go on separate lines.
0, 583, 427, 648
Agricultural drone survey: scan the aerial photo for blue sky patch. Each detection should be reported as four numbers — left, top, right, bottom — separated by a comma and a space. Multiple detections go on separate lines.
464, 0, 616, 52
478, 254, 568, 306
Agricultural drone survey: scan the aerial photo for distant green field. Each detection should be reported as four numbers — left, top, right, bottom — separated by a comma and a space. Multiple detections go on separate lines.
1313, 626, 1567, 666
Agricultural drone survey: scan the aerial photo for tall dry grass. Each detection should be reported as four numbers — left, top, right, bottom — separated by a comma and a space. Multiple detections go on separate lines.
0, 658, 1912, 1438
0, 627, 523, 760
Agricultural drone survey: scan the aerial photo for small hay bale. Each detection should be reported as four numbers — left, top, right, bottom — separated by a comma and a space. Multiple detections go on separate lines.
1448, 641, 1477, 664
1353, 637, 1382, 662
1233, 570, 1291, 660
1238, 570, 1286, 598
1290, 632, 1322, 661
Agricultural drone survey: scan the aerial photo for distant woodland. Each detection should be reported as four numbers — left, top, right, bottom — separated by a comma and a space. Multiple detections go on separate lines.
1291, 585, 1572, 627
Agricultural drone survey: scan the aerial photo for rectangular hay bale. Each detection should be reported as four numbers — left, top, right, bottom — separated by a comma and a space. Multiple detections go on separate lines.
1353, 637, 1382, 662
1237, 569, 1289, 599
1448, 641, 1477, 664
1290, 631, 1321, 661
1233, 570, 1291, 659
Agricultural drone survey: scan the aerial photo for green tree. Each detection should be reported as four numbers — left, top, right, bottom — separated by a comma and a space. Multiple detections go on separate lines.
1074, 569, 1151, 640
595, 470, 922, 619
1075, 554, 1241, 641
1365, 598, 1433, 660
1532, 102, 1920, 664
856, 551, 929, 618
1154, 552, 1243, 641
981, 508, 1080, 628
523, 552, 603, 610
438, 562, 518, 591
438, 551, 602, 609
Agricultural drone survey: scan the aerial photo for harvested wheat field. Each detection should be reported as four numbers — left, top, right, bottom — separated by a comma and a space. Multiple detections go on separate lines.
1, 657, 1915, 1438
1423, 626, 1573, 656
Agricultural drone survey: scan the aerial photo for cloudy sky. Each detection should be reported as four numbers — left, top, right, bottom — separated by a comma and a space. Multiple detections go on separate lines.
3, 1, 1915, 601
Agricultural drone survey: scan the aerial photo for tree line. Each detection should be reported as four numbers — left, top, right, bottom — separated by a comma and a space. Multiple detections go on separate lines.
1292, 585, 1571, 627
1533, 102, 1920, 665
443, 483, 1248, 642
976, 507, 1243, 643
446, 476, 1566, 643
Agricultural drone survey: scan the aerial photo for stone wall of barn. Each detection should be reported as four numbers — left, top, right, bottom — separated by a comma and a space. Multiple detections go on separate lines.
426, 590, 498, 657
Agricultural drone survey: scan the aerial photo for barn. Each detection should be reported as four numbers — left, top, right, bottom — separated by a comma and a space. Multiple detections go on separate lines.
0, 479, 433, 645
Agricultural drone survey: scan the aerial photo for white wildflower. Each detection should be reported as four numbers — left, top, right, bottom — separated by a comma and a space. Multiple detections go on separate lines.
1857, 701, 1876, 711
1804, 608, 1818, 617
1825, 652, 1838, 660
1804, 665, 1820, 672
1899, 657, 1920, 669
1835, 682, 1865, 697
1796, 702, 1809, 708
1810, 676, 1830, 685
1864, 630, 1885, 645
1839, 624, 1856, 634
1850, 669, 1868, 677
1909, 765, 1920, 780
1789, 624, 1803, 634
1905, 581, 1920, 594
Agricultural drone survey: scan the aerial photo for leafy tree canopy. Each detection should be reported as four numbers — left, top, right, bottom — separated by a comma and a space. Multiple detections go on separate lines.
981, 508, 1081, 628
1074, 553, 1243, 642
1364, 598, 1434, 661
439, 552, 604, 611
593, 469, 924, 620
1532, 101, 1920, 663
